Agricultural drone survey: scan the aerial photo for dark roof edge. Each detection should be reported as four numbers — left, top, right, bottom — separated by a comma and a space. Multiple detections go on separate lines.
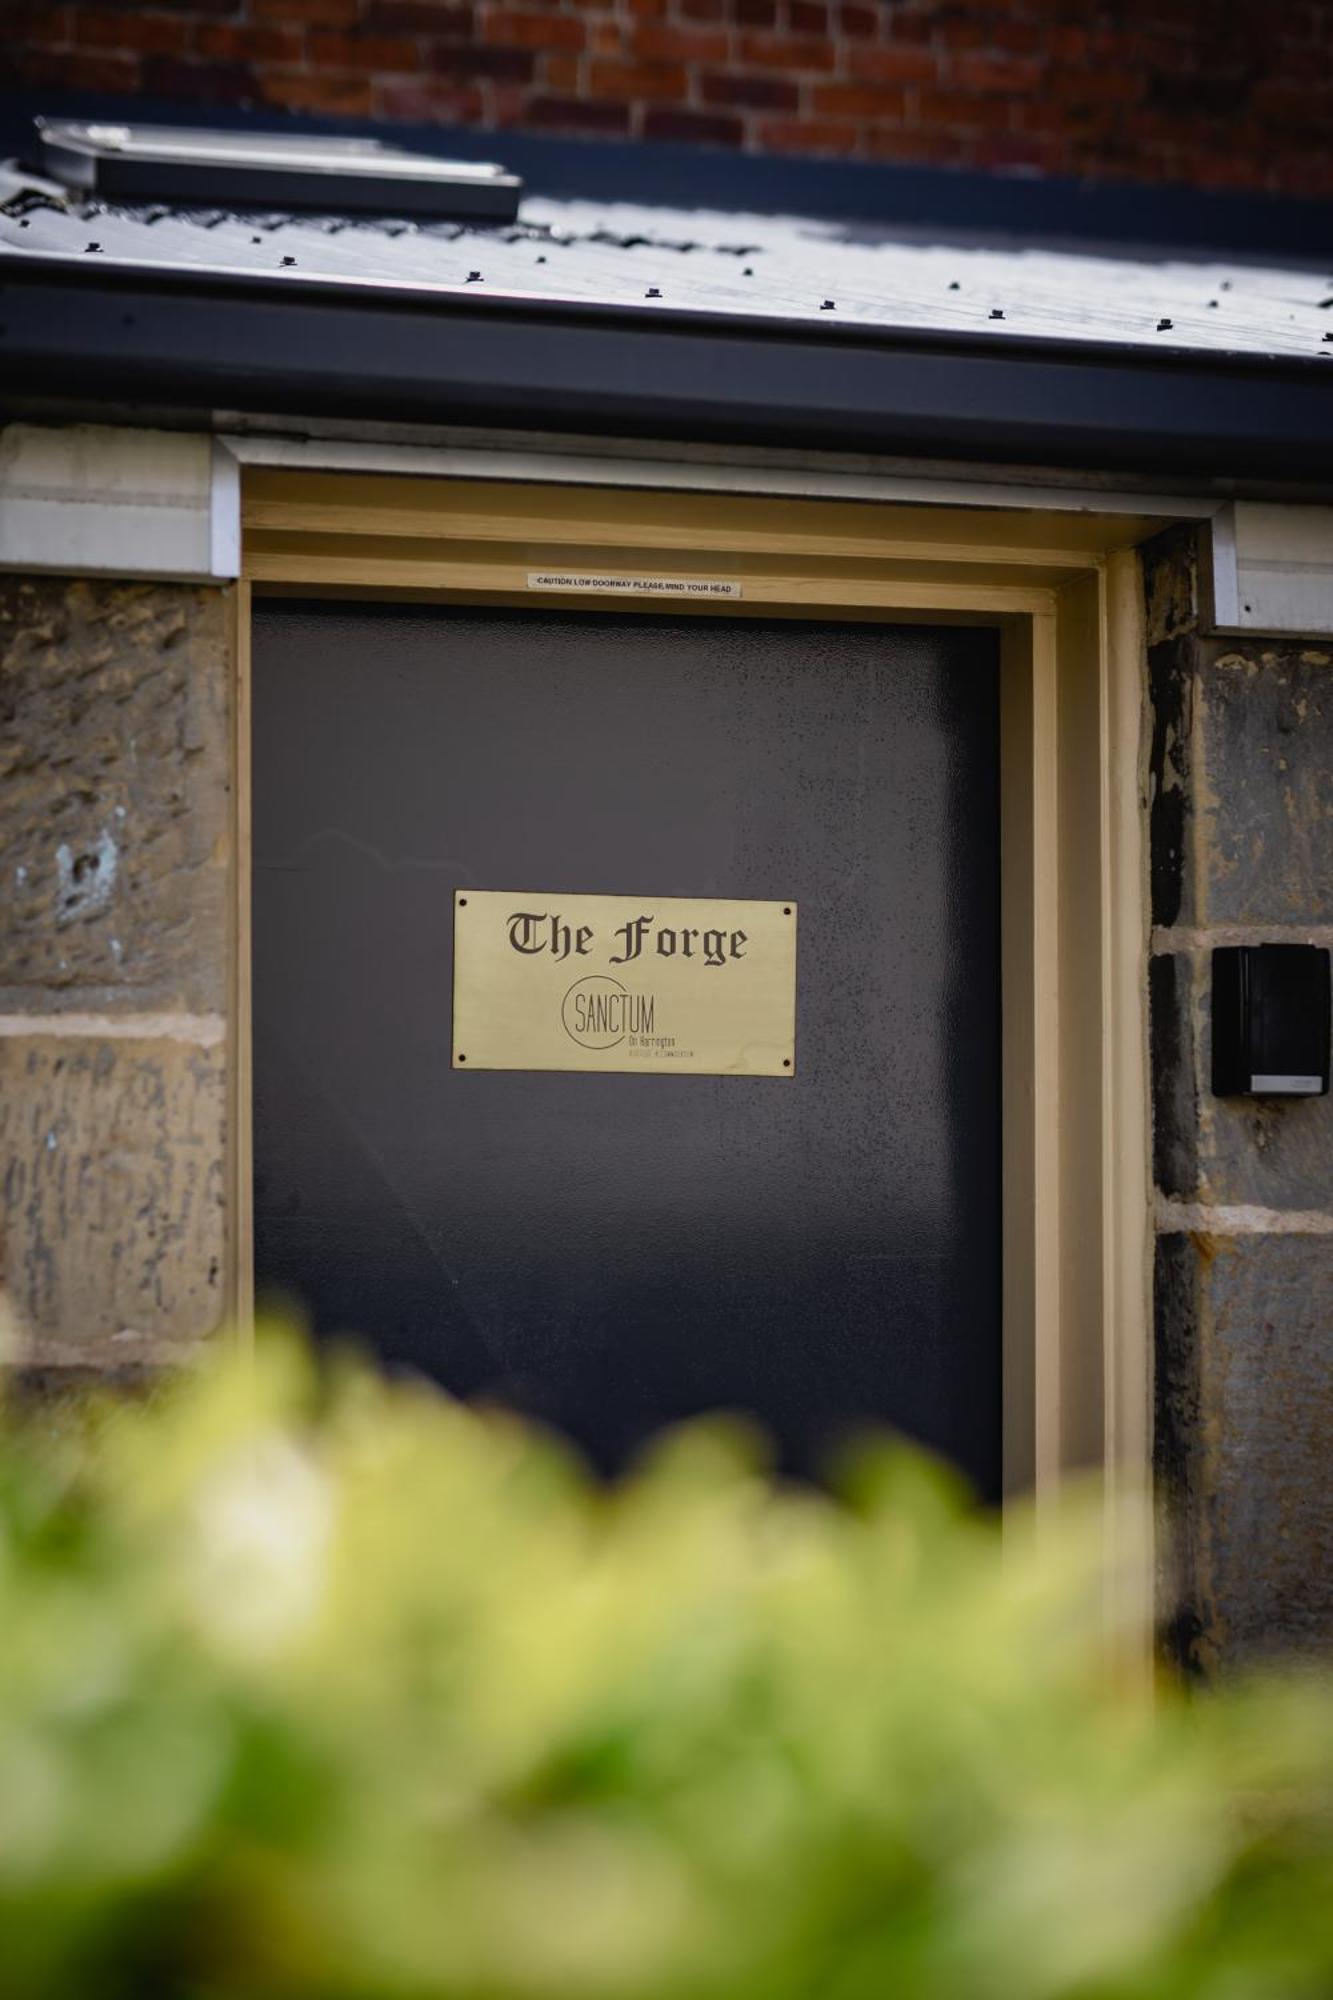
4, 264, 1333, 481
4, 246, 1327, 379
3, 86, 1333, 262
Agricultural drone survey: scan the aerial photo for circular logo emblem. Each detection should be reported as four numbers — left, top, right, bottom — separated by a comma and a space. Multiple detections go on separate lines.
562, 975, 630, 1049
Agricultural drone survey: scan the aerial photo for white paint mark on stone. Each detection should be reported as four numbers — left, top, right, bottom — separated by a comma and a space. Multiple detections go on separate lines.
1156, 1194, 1333, 1235
55, 829, 118, 924
0, 1012, 225, 1048
1152, 922, 1333, 954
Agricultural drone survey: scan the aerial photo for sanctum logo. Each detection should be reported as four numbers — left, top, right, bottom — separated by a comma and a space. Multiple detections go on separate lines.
561, 976, 656, 1050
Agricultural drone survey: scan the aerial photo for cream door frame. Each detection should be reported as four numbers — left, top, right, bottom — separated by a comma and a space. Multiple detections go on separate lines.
230, 469, 1154, 1517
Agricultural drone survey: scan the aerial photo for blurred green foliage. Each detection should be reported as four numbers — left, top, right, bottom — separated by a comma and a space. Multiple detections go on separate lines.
0, 1334, 1330, 2000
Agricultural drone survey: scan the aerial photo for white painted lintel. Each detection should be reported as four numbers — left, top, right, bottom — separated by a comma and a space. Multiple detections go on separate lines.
0, 423, 242, 583
1205, 501, 1333, 641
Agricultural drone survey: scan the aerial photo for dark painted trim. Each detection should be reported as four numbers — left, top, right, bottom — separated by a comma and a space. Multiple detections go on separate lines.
4, 260, 1333, 477
4, 86, 1333, 261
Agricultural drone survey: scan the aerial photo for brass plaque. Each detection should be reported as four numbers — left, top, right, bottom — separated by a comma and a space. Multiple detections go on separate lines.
452, 891, 797, 1076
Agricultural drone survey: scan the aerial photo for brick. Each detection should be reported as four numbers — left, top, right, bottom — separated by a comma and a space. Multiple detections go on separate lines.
427, 41, 536, 77
143, 52, 261, 100
736, 30, 835, 68
257, 66, 375, 112
0, 579, 230, 1017
306, 28, 421, 66
701, 68, 798, 109
253, 0, 359, 23
0, 1036, 226, 1363
853, 45, 937, 84
542, 52, 582, 89
72, 8, 190, 55
587, 57, 689, 99
523, 92, 633, 131
641, 106, 745, 143
14, 47, 141, 90
836, 3, 878, 36
484, 7, 586, 49
732, 0, 778, 23
787, 0, 827, 30
193, 20, 305, 62
952, 52, 1042, 93
364, 0, 472, 28
630, 21, 730, 61
809, 80, 907, 119
677, 0, 727, 18
914, 86, 1013, 129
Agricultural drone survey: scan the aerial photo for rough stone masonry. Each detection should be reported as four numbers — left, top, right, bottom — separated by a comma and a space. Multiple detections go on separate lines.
0, 574, 230, 1377
1146, 527, 1333, 1671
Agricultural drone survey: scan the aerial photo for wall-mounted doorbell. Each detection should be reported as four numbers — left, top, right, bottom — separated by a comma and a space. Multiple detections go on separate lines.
1212, 944, 1331, 1098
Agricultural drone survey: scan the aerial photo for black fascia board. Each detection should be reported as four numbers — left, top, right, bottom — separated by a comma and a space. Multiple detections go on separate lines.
5, 86, 1333, 261
3, 256, 1333, 477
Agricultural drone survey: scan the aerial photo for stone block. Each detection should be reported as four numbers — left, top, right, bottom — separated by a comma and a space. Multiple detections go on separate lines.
1151, 942, 1333, 1210
0, 575, 230, 1013
1156, 1229, 1333, 1671
1194, 639, 1333, 926
0, 1036, 226, 1363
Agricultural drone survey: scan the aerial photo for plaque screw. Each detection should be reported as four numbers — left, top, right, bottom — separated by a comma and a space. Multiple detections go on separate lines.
783, 906, 792, 915
458, 1053, 467, 1062
459, 896, 468, 906
783, 1058, 792, 1067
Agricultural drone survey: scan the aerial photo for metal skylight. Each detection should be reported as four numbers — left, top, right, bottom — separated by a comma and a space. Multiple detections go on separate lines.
34, 118, 523, 223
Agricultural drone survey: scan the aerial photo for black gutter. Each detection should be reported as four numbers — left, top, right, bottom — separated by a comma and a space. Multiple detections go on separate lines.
4, 256, 1333, 478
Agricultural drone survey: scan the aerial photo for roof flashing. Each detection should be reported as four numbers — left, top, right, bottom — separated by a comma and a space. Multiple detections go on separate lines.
34, 117, 523, 222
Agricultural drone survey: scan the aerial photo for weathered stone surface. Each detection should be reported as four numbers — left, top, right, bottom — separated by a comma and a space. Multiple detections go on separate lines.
1152, 943, 1333, 1210
1149, 952, 1198, 1198
1157, 1230, 1333, 1672
1148, 526, 1333, 1674
0, 1036, 225, 1362
1153, 1232, 1203, 1671
1194, 640, 1333, 926
0, 575, 230, 1012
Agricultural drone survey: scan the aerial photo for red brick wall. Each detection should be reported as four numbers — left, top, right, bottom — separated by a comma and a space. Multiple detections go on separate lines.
6, 0, 1332, 196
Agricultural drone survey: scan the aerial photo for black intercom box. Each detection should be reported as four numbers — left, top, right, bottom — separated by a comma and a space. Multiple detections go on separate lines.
1212, 944, 1331, 1097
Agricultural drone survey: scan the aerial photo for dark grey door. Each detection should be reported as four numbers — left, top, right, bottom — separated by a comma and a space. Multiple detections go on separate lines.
252, 604, 1002, 1494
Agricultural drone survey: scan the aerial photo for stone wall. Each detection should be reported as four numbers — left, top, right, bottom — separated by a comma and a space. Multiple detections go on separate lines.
0, 575, 232, 1377
1146, 528, 1333, 1671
